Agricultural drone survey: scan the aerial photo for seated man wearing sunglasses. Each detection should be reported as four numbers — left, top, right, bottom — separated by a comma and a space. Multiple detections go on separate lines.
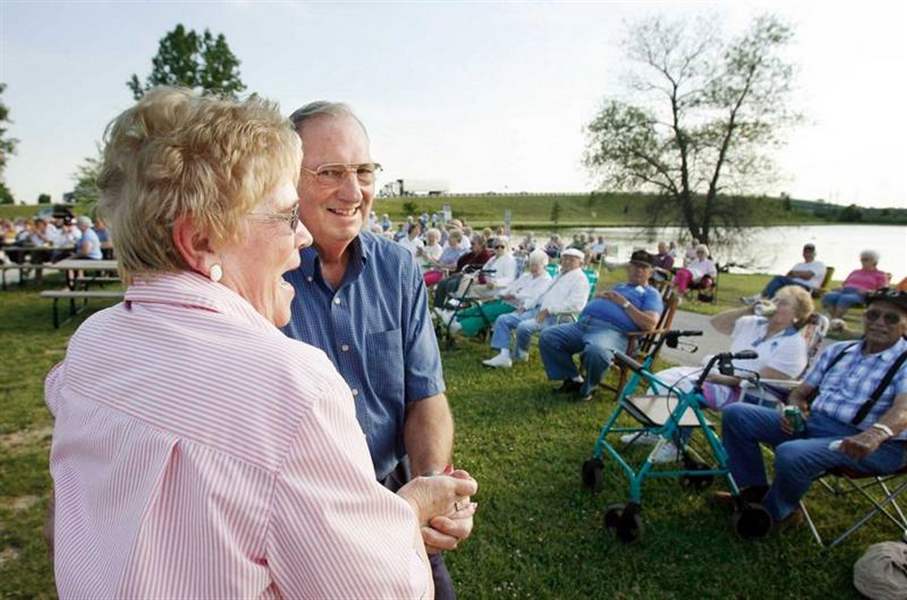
716, 289, 907, 534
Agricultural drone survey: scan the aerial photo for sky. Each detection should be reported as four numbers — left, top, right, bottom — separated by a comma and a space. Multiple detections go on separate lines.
1, 1, 905, 208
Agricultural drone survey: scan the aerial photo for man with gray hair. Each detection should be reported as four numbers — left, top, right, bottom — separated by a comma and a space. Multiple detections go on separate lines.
281, 101, 473, 598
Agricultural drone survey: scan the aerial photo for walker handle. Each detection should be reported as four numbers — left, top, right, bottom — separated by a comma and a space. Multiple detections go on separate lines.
613, 351, 645, 375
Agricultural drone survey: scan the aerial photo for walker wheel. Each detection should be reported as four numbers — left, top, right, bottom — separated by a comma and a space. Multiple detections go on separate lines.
604, 502, 644, 543
581, 458, 604, 492
604, 503, 625, 530
732, 503, 772, 539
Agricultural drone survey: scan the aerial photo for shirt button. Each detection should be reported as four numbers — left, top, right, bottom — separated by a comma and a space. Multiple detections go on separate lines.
333, 298, 341, 305
341, 344, 350, 352
306, 276, 313, 282
351, 388, 359, 396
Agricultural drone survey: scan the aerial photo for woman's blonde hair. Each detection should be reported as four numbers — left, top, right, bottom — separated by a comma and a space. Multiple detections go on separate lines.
97, 87, 301, 284
773, 285, 815, 327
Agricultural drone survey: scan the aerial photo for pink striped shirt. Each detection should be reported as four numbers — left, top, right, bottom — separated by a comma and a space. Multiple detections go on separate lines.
46, 271, 428, 599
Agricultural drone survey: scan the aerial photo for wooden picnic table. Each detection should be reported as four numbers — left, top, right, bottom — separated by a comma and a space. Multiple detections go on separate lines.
50, 259, 120, 291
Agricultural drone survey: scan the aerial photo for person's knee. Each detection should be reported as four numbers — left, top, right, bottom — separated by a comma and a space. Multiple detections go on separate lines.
722, 402, 754, 434
773, 442, 806, 475
584, 344, 614, 368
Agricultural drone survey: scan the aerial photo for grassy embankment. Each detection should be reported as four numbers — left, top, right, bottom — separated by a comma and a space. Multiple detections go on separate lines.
0, 268, 875, 598
0, 192, 856, 230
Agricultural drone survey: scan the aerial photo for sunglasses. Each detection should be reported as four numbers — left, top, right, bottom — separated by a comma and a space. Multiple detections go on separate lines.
864, 309, 901, 325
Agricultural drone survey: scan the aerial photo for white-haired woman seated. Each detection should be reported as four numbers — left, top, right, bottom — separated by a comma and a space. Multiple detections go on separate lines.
823, 249, 888, 326
673, 243, 717, 297
625, 285, 815, 463
455, 236, 518, 301
44, 87, 476, 598
446, 249, 552, 338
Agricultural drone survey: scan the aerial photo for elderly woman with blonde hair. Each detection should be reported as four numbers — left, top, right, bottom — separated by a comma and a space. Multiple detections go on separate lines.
44, 88, 475, 598
625, 285, 816, 463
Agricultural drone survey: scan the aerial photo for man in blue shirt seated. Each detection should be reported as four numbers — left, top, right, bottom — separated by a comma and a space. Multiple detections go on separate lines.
539, 250, 663, 401
716, 289, 907, 534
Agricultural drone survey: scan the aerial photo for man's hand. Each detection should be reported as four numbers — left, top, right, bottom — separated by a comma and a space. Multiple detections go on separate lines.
420, 469, 477, 554
779, 400, 810, 435
598, 290, 626, 305
840, 429, 888, 461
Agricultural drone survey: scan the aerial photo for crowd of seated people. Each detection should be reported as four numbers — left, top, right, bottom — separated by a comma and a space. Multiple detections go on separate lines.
1, 214, 107, 264
481, 247, 590, 368
445, 249, 553, 339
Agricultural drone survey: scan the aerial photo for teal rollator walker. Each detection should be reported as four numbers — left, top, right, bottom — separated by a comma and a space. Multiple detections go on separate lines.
581, 330, 772, 542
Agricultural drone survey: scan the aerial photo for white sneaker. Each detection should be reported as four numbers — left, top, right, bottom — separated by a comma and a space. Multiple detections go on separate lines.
482, 353, 512, 368
619, 431, 661, 446
449, 320, 462, 335
434, 308, 454, 324
649, 441, 681, 464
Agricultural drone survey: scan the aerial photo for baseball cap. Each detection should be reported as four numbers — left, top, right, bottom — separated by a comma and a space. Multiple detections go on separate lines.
629, 250, 655, 267
561, 248, 584, 259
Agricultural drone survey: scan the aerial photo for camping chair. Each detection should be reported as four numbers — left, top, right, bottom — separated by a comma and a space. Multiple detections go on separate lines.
798, 465, 907, 548
599, 289, 680, 399
811, 266, 835, 299
434, 265, 494, 349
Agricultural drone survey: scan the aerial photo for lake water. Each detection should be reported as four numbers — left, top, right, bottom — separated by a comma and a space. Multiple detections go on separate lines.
559, 224, 907, 280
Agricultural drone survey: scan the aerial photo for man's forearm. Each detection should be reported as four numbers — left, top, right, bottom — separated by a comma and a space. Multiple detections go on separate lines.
876, 394, 907, 437
404, 393, 454, 476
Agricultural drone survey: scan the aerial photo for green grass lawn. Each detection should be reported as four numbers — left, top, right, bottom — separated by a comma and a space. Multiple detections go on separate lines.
0, 274, 880, 598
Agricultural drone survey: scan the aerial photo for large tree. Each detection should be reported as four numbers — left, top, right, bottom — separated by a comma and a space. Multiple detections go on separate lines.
584, 14, 800, 244
0, 83, 18, 204
128, 24, 246, 100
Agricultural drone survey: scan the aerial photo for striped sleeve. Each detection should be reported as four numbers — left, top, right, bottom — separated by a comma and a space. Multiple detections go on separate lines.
267, 372, 429, 598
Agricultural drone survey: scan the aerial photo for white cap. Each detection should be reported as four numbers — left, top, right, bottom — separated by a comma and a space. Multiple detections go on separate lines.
561, 248, 584, 259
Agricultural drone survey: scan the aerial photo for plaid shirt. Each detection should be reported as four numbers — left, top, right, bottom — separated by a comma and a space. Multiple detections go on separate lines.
807, 338, 907, 440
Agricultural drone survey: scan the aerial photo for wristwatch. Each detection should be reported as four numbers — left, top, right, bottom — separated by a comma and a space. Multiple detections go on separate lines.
621, 300, 631, 309
871, 423, 894, 439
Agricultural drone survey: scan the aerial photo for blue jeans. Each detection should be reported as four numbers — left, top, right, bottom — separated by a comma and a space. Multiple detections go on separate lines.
821, 287, 865, 312
722, 404, 907, 521
539, 317, 628, 397
489, 308, 557, 355
762, 276, 810, 299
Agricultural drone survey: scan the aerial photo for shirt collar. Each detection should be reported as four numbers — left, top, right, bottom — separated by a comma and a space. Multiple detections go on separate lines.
299, 232, 369, 284
859, 336, 907, 360
124, 270, 277, 333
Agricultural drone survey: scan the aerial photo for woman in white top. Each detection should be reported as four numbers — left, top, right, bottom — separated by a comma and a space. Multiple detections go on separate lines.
451, 249, 551, 338
628, 285, 814, 462
418, 228, 443, 266
397, 222, 424, 256
674, 243, 717, 295
463, 236, 518, 300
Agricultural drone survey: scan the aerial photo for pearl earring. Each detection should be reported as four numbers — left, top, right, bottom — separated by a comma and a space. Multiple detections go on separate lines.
209, 264, 223, 283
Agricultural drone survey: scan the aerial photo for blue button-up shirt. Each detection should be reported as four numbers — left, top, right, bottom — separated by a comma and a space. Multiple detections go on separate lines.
808, 337, 907, 440
282, 231, 446, 480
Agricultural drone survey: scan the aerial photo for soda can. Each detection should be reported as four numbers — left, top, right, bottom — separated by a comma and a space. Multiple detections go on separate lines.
754, 300, 777, 317
783, 406, 804, 433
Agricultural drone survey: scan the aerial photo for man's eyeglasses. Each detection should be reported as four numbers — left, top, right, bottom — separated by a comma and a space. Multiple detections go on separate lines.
248, 204, 299, 232
494, 245, 506, 250
302, 162, 382, 188
864, 308, 901, 325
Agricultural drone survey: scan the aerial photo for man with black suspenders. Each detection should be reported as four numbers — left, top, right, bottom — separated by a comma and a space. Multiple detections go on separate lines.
717, 289, 907, 530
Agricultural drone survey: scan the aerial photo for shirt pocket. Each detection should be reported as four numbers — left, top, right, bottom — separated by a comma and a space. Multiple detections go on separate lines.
366, 328, 406, 402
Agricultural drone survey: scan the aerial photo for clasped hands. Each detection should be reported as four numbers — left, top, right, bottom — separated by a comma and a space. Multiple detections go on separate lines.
398, 467, 478, 554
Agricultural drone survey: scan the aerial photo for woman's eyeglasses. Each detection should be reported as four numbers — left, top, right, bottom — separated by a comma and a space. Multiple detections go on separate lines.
302, 162, 382, 188
248, 204, 299, 232
864, 308, 901, 325
494, 245, 506, 250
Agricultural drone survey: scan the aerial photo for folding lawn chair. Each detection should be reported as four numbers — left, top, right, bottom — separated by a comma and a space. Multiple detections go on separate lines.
799, 465, 907, 548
